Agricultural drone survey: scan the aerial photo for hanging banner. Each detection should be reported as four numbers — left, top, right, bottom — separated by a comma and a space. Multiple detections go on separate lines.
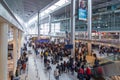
78, 0, 87, 20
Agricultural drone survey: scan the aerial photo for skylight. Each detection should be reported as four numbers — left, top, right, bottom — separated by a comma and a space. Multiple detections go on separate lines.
27, 0, 70, 25
44, 9, 52, 13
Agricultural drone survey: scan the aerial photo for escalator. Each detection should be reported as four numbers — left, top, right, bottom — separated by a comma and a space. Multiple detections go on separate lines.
90, 55, 120, 80
111, 76, 120, 80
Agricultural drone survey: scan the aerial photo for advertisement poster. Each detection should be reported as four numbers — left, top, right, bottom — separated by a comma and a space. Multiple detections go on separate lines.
78, 0, 87, 20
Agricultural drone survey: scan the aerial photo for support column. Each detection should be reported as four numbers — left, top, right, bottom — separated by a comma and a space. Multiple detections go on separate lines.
54, 23, 55, 33
0, 23, 8, 80
84, 32, 86, 39
87, 42, 92, 55
18, 30, 22, 59
71, 0, 76, 57
99, 32, 102, 39
87, 0, 92, 55
13, 28, 18, 75
88, 0, 92, 40
49, 14, 51, 33
119, 32, 120, 41
38, 11, 40, 38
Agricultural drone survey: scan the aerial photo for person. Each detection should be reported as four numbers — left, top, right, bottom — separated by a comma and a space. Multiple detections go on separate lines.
59, 63, 63, 74
54, 67, 59, 80
83, 56, 87, 65
97, 66, 103, 76
78, 67, 84, 80
9, 71, 14, 80
66, 61, 70, 73
15, 68, 19, 77
86, 66, 91, 80
40, 51, 43, 59
22, 63, 26, 73
63, 61, 67, 72
71, 63, 75, 75
94, 58, 99, 67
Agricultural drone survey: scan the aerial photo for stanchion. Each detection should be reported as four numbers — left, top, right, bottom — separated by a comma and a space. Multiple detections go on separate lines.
49, 71, 50, 80
25, 75, 27, 80
38, 77, 40, 80
36, 68, 38, 78
48, 68, 52, 80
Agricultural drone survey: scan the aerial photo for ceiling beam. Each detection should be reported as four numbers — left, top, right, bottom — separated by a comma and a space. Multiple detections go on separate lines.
40, 0, 59, 12
1, 0, 24, 30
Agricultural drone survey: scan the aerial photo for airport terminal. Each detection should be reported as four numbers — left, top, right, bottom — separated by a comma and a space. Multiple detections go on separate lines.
0, 0, 120, 80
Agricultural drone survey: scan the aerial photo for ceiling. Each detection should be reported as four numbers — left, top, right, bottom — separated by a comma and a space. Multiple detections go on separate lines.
3, 0, 58, 22
52, 4, 70, 16
2, 0, 120, 24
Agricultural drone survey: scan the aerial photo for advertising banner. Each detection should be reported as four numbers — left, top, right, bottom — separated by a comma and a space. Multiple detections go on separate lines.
78, 0, 87, 20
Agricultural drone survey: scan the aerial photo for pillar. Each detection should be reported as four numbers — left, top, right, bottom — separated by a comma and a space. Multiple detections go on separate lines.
99, 32, 102, 39
84, 32, 86, 39
18, 30, 22, 59
38, 11, 40, 38
13, 28, 18, 75
71, 0, 76, 57
87, 42, 92, 55
88, 0, 92, 40
119, 32, 120, 41
0, 23, 8, 80
87, 0, 92, 55
54, 23, 55, 33
49, 14, 51, 33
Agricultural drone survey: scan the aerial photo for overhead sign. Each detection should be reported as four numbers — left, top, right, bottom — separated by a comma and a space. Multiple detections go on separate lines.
78, 0, 87, 20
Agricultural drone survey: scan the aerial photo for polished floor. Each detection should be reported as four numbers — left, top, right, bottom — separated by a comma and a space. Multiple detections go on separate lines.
9, 45, 111, 80
20, 49, 78, 80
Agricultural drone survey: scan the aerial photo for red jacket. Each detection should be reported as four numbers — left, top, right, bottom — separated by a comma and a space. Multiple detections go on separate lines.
86, 67, 91, 75
78, 68, 84, 74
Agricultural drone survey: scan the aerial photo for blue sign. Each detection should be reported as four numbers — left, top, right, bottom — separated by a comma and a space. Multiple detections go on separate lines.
78, 0, 87, 20
35, 39, 49, 43
65, 44, 73, 49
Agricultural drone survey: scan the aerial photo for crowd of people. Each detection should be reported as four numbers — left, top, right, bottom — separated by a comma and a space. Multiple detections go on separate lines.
8, 36, 120, 80
32, 42, 97, 80
92, 44, 120, 56
21, 38, 110, 80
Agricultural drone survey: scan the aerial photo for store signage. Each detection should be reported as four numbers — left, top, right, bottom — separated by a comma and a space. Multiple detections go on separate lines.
78, 0, 87, 21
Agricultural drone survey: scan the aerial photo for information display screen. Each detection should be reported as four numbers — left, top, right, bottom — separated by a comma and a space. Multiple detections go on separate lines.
78, 0, 87, 20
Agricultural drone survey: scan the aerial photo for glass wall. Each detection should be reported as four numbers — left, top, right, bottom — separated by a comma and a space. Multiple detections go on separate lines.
40, 22, 60, 35
52, 4, 120, 32
40, 23, 49, 35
